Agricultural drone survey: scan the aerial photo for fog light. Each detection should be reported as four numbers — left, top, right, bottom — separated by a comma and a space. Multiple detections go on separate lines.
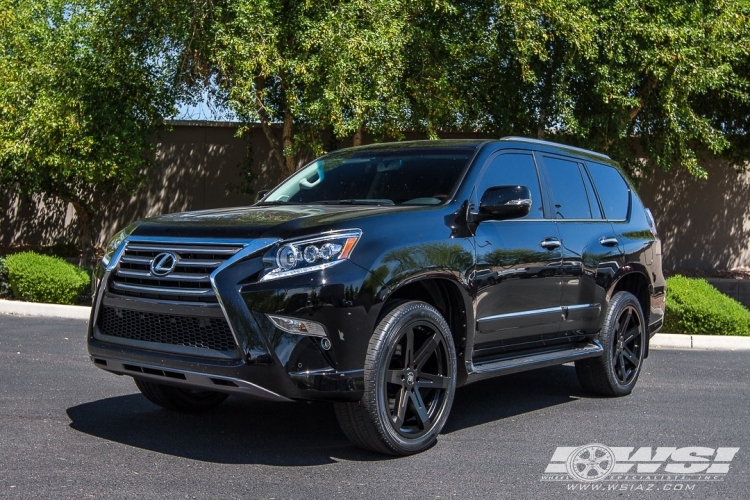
267, 314, 328, 338
320, 338, 332, 350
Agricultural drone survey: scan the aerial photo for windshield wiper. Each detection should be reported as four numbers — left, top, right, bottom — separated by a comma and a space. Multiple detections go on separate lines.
312, 199, 395, 206
256, 200, 304, 206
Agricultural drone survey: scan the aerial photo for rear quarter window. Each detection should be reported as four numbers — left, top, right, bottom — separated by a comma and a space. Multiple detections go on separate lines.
586, 162, 630, 220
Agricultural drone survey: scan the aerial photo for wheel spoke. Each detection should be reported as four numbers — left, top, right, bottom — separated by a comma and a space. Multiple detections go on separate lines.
618, 310, 632, 338
618, 352, 627, 380
387, 369, 404, 386
622, 346, 639, 366
593, 454, 611, 466
392, 387, 408, 428
409, 389, 431, 428
404, 328, 415, 368
413, 333, 439, 370
592, 462, 609, 474
579, 464, 594, 476
622, 325, 641, 345
416, 372, 450, 389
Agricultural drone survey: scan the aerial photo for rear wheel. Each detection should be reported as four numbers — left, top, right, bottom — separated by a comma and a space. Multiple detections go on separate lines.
334, 301, 457, 455
134, 379, 229, 412
575, 291, 646, 396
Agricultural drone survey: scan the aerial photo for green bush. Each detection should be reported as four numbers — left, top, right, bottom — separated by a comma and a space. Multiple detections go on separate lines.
664, 275, 750, 336
5, 251, 89, 305
0, 256, 11, 298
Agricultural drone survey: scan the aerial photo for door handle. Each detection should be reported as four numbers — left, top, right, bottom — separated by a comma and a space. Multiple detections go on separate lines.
599, 236, 619, 247
540, 238, 561, 250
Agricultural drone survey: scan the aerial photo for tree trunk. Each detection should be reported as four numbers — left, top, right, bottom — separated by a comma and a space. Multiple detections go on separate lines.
353, 124, 364, 146
629, 77, 657, 121
282, 108, 295, 176
57, 193, 96, 268
254, 76, 287, 174
537, 108, 546, 139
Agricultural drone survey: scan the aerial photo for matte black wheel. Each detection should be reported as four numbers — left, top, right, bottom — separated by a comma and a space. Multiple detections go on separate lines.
334, 301, 457, 455
576, 291, 646, 396
134, 379, 229, 412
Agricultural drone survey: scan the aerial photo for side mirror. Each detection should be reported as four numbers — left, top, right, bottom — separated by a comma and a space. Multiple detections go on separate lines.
255, 189, 269, 203
475, 185, 532, 221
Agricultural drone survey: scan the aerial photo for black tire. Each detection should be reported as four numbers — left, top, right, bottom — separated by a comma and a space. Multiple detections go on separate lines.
575, 291, 646, 396
134, 379, 229, 412
334, 301, 457, 455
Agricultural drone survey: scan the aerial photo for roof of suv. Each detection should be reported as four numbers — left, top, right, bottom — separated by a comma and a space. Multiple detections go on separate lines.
342, 137, 611, 162
499, 136, 611, 160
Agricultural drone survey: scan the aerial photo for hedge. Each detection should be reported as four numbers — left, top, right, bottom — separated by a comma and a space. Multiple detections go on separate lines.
0, 256, 11, 298
4, 251, 89, 305
664, 275, 750, 336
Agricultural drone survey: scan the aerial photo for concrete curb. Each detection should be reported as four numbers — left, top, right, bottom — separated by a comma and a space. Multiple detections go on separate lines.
651, 332, 750, 351
1, 299, 750, 351
0, 299, 91, 320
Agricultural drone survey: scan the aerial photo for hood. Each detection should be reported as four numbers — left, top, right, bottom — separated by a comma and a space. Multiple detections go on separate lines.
130, 203, 433, 240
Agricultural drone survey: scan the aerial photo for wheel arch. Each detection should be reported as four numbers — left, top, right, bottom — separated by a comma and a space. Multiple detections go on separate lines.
379, 276, 472, 377
607, 268, 651, 357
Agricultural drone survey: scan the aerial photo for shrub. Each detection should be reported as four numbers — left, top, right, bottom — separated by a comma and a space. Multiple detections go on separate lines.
0, 256, 11, 298
664, 275, 750, 336
4, 251, 89, 305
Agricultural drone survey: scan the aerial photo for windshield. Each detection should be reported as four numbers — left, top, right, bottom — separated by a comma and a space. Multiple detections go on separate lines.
261, 147, 475, 206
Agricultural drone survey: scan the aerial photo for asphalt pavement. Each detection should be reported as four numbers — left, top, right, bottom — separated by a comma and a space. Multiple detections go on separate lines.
0, 314, 749, 499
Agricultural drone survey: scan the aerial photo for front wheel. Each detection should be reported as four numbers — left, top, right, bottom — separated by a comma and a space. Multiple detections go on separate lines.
575, 291, 646, 396
334, 301, 457, 455
134, 379, 229, 412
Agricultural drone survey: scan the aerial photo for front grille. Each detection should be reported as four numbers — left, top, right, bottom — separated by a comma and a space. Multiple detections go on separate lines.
109, 242, 243, 303
98, 306, 237, 352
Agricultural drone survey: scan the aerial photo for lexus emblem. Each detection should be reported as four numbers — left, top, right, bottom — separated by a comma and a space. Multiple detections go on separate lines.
150, 252, 179, 277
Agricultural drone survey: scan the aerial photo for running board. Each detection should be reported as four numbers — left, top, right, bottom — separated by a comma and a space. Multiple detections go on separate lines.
466, 341, 603, 383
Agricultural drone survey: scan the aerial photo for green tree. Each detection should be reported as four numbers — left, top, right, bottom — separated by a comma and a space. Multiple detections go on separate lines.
439, 0, 750, 177
0, 0, 201, 263
212, 0, 420, 178
575, 0, 750, 177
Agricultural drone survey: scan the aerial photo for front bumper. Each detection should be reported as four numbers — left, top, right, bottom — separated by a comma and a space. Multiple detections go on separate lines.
87, 236, 384, 402
87, 337, 365, 402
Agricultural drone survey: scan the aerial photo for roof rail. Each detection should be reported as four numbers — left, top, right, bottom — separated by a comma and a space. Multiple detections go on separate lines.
500, 136, 611, 160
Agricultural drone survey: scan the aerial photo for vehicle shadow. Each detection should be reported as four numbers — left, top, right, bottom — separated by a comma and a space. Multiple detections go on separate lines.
442, 363, 582, 433
66, 364, 582, 466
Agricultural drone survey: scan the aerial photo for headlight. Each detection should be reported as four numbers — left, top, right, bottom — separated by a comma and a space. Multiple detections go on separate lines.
100, 222, 141, 268
261, 229, 362, 281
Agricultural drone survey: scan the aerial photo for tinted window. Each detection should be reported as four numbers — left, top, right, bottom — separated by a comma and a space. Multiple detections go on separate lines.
587, 162, 630, 220
478, 153, 544, 219
543, 157, 592, 219
263, 147, 473, 205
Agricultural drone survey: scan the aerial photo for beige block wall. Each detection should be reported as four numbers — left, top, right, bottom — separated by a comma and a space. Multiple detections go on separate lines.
1, 122, 270, 249
97, 122, 263, 244
637, 160, 750, 270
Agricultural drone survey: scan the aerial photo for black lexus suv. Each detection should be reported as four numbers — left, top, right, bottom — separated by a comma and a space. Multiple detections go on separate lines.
88, 137, 665, 455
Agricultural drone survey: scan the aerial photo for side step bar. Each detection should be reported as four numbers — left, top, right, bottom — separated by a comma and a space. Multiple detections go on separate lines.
466, 341, 604, 384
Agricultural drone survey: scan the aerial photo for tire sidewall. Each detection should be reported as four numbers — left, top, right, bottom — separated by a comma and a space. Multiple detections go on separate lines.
365, 301, 457, 454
